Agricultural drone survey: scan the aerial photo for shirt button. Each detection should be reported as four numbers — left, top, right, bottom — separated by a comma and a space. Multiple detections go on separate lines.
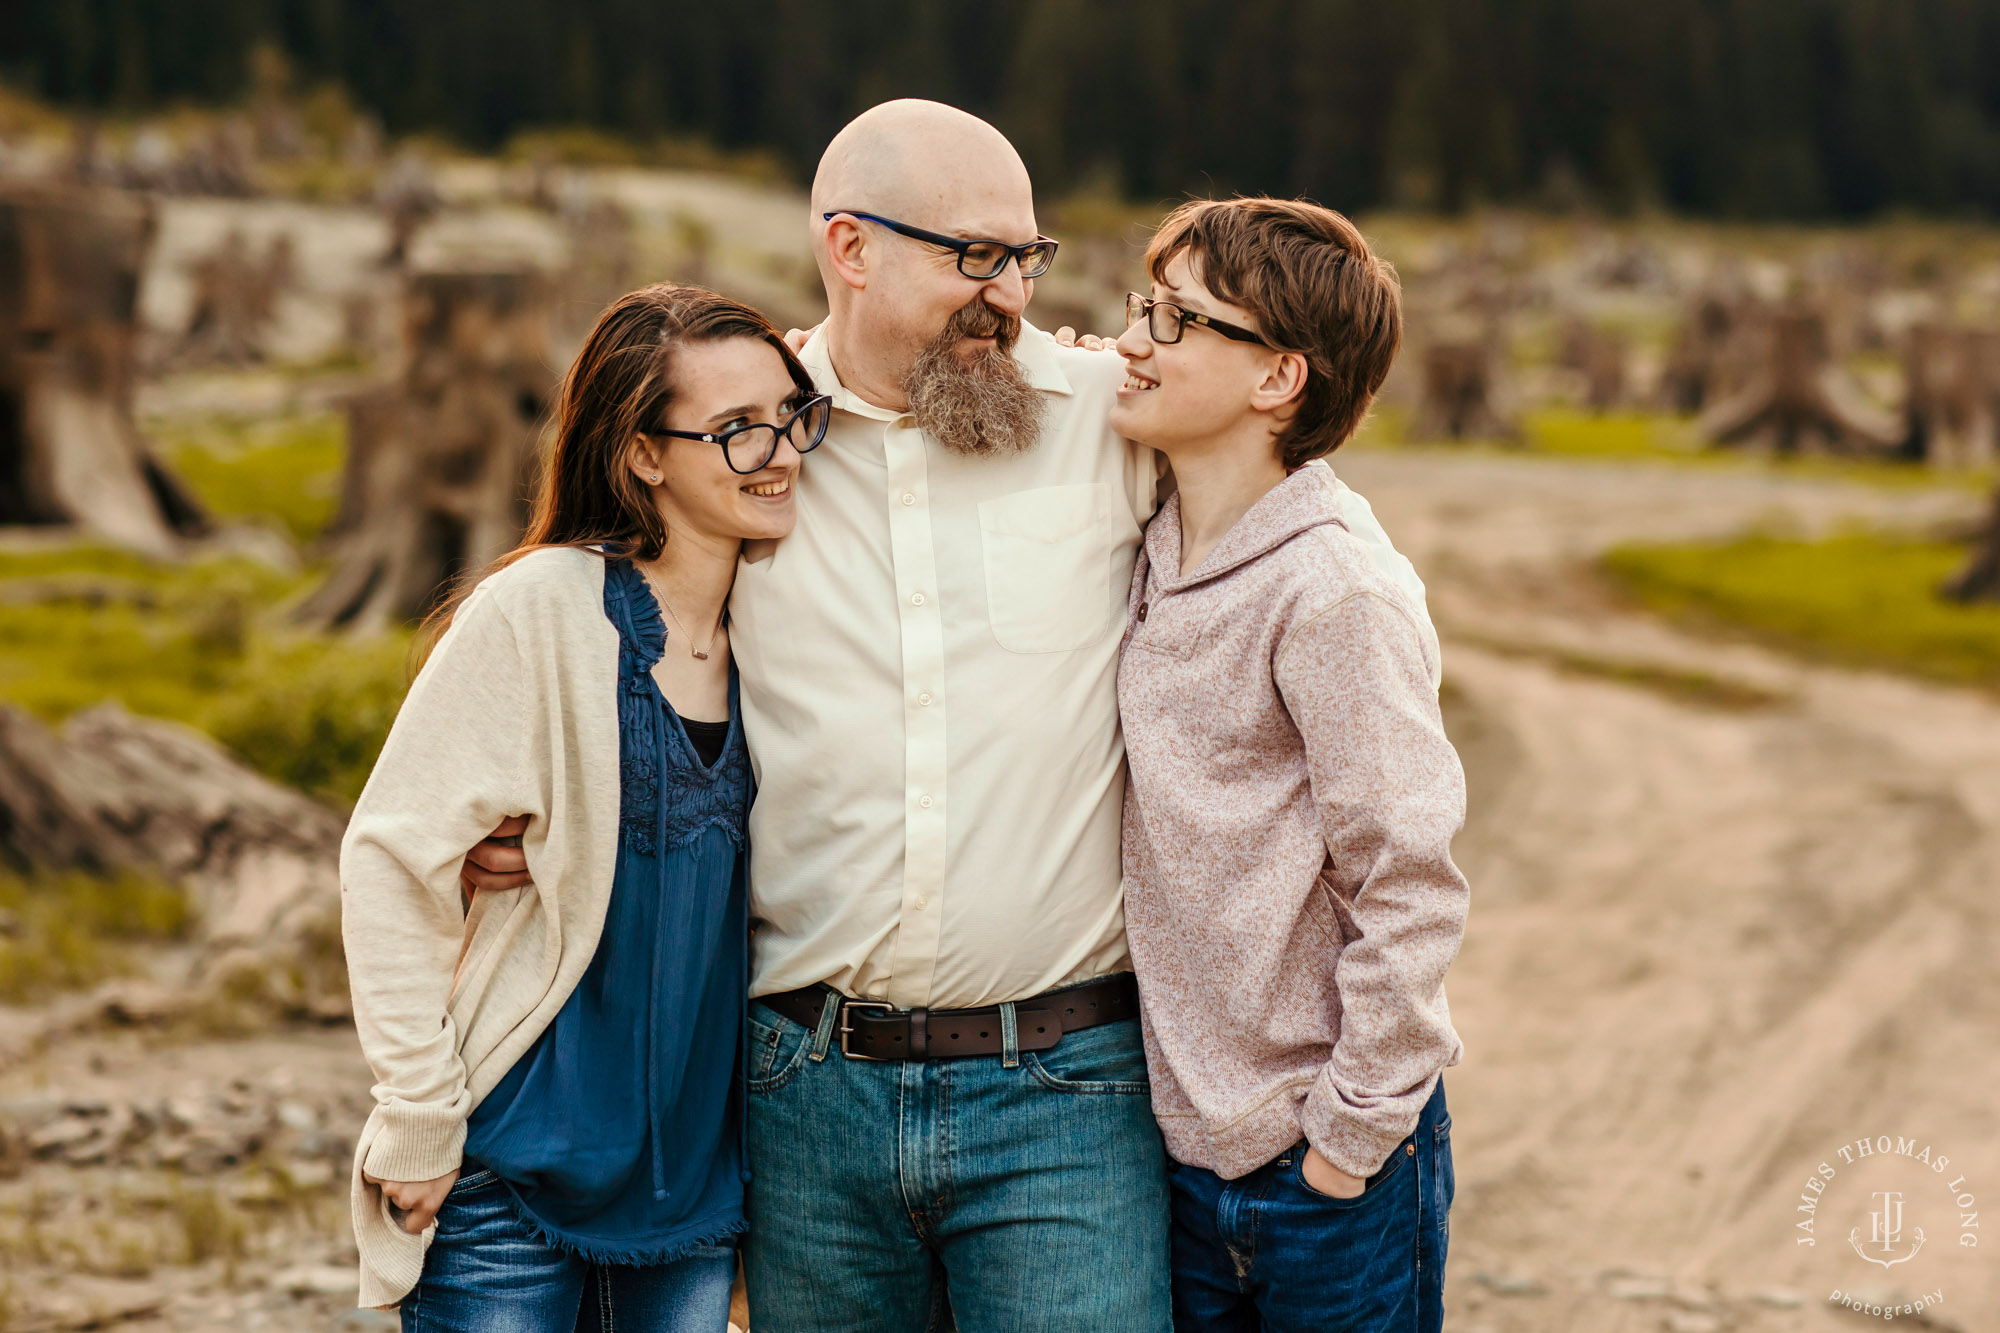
917, 691, 933, 707
901, 492, 916, 506
919, 794, 933, 809
915, 895, 930, 911
1137, 602, 1148, 621
911, 592, 925, 607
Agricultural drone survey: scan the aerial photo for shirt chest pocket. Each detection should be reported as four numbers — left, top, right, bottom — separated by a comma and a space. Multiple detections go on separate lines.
978, 483, 1118, 654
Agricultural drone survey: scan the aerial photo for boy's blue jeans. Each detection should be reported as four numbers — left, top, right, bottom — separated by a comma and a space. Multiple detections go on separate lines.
742, 992, 1173, 1332
1167, 1079, 1453, 1333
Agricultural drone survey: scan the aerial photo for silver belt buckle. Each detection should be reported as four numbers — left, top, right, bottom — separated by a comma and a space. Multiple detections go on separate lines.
838, 1000, 897, 1060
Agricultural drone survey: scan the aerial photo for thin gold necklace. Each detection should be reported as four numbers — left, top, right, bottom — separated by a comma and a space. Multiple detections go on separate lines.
639, 564, 722, 661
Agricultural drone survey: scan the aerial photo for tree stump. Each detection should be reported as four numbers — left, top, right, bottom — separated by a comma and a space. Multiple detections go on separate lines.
1658, 292, 1750, 415
0, 184, 208, 556
296, 268, 554, 631
1699, 306, 1899, 455
1899, 323, 1999, 468
1943, 485, 2000, 603
1559, 317, 1628, 412
1409, 338, 1516, 442
174, 228, 295, 366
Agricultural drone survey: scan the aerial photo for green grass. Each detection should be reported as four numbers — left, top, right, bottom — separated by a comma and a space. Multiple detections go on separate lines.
1601, 532, 2000, 689
0, 545, 410, 805
1450, 631, 1792, 710
1521, 408, 1701, 459
0, 871, 192, 1004
1355, 404, 1992, 491
154, 411, 346, 543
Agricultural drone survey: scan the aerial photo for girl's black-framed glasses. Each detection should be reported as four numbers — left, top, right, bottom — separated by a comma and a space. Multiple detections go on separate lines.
1125, 292, 1270, 347
648, 393, 833, 475
823, 211, 1059, 280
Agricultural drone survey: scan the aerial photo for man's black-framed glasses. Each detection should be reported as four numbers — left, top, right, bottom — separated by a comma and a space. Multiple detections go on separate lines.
1125, 292, 1270, 347
649, 393, 833, 475
824, 211, 1059, 280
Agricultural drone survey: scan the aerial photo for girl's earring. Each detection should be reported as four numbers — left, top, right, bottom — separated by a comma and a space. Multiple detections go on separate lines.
650, 473, 662, 484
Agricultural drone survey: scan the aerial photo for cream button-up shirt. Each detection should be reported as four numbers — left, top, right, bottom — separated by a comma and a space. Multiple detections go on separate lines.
730, 321, 1434, 1011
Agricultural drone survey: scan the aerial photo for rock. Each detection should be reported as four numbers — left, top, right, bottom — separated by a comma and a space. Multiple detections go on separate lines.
0, 704, 348, 1012
1753, 1286, 1804, 1308
59, 1131, 111, 1165
277, 1100, 321, 1133
1493, 1274, 1548, 1297
1668, 1281, 1718, 1311
281, 1157, 336, 1190
1607, 1274, 1671, 1301
27, 1115, 96, 1155
14, 1275, 167, 1331
271, 1263, 359, 1296
1663, 1314, 1722, 1333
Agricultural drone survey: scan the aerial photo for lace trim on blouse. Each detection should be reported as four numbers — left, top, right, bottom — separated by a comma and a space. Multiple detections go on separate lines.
606, 558, 749, 856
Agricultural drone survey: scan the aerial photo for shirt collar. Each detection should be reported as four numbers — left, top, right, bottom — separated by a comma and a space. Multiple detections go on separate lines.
800, 319, 1073, 422
1144, 460, 1349, 592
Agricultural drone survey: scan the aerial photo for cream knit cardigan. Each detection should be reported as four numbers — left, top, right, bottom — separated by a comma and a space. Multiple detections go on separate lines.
341, 547, 623, 1308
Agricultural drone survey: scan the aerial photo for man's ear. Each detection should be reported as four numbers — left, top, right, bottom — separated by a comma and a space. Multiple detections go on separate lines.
1250, 350, 1309, 417
822, 215, 870, 293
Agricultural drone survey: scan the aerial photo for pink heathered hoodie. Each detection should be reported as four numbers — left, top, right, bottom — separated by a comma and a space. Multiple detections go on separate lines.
1118, 460, 1469, 1181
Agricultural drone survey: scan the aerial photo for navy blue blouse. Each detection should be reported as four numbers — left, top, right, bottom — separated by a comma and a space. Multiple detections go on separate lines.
463, 557, 751, 1264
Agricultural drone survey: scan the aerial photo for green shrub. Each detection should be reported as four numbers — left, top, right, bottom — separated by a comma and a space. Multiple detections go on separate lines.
0, 871, 192, 1004
1602, 531, 2000, 688
204, 633, 411, 804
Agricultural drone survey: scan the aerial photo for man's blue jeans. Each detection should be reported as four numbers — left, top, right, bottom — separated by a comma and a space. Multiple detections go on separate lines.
1167, 1079, 1453, 1333
742, 991, 1173, 1332
400, 1169, 736, 1333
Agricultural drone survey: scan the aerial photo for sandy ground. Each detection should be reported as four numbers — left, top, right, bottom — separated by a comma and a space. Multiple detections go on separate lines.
1332, 447, 1998, 1333
3, 446, 1994, 1331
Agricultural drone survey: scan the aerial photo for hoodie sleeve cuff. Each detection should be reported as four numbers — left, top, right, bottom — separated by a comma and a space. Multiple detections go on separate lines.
360, 1100, 468, 1183
1298, 1069, 1420, 1180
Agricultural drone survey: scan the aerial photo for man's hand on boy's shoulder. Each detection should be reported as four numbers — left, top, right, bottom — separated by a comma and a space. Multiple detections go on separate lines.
1054, 325, 1114, 351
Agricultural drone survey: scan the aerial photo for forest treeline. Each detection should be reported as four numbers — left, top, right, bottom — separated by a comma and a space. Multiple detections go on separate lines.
8, 0, 2000, 219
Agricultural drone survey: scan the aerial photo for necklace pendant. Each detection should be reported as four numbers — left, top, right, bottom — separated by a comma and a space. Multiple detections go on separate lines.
691, 649, 710, 660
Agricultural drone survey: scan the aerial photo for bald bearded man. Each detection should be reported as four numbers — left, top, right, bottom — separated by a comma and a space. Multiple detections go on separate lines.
463, 99, 1435, 1331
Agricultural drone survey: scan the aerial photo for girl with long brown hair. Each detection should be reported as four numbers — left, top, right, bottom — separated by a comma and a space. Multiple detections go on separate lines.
339, 284, 828, 1331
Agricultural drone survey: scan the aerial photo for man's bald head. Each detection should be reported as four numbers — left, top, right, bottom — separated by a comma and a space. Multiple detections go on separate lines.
811, 100, 1034, 243
808, 100, 1045, 424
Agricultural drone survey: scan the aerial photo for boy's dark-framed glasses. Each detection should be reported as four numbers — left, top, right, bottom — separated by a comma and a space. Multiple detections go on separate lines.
648, 393, 832, 475
823, 211, 1059, 280
1125, 292, 1270, 347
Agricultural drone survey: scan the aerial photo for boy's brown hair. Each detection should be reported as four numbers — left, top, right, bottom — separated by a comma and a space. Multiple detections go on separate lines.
1146, 197, 1401, 466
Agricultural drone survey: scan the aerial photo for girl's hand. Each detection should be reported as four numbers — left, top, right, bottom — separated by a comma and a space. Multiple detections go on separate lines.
364, 1166, 460, 1233
1301, 1145, 1367, 1199
461, 815, 532, 894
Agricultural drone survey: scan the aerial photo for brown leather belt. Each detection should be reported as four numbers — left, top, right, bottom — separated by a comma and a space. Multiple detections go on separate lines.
757, 973, 1140, 1062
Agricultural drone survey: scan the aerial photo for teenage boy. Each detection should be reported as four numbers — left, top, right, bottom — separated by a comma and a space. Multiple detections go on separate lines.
1110, 197, 1468, 1333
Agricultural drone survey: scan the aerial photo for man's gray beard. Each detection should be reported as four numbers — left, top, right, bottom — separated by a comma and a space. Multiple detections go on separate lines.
903, 319, 1048, 457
